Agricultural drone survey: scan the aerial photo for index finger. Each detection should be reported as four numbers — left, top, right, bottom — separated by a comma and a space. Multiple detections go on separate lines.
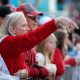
70, 20, 79, 29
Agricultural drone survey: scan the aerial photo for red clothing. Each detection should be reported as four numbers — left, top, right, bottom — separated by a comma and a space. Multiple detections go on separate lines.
0, 19, 58, 78
64, 57, 76, 67
52, 48, 76, 80
52, 48, 65, 77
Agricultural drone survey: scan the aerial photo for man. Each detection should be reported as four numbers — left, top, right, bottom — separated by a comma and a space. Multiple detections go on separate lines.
16, 3, 43, 30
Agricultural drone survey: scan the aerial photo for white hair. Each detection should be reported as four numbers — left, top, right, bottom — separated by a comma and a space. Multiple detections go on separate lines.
0, 12, 25, 36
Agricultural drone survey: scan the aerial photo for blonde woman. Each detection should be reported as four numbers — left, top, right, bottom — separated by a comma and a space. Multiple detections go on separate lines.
36, 34, 57, 80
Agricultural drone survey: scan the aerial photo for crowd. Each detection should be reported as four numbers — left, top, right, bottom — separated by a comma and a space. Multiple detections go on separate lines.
0, 1, 80, 80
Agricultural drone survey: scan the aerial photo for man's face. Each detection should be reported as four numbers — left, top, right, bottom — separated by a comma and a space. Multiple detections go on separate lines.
26, 16, 38, 31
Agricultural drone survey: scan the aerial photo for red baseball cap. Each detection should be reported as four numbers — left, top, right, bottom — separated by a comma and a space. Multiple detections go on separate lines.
16, 3, 43, 17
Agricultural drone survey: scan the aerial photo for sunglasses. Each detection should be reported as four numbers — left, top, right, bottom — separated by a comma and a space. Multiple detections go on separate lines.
28, 16, 40, 21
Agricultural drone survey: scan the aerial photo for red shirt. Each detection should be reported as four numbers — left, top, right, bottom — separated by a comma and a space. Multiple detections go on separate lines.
52, 48, 65, 77
0, 19, 57, 78
52, 48, 76, 80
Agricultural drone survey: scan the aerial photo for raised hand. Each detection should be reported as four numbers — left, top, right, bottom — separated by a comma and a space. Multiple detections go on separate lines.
55, 16, 79, 32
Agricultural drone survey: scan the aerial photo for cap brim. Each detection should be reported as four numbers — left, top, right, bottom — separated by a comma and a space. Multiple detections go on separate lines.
27, 11, 43, 17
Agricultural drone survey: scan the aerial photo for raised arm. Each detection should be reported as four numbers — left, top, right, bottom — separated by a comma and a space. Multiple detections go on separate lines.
0, 19, 57, 58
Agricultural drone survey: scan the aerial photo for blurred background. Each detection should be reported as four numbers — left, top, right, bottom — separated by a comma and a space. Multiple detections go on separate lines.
0, 0, 80, 17
0, 0, 80, 34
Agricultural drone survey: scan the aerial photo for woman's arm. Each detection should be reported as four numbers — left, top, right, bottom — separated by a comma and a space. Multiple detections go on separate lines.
0, 19, 57, 57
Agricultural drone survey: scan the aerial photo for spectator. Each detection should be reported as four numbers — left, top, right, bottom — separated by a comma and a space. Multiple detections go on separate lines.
36, 34, 57, 80
16, 3, 43, 30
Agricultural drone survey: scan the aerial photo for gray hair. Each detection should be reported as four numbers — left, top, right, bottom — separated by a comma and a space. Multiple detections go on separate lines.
0, 12, 25, 36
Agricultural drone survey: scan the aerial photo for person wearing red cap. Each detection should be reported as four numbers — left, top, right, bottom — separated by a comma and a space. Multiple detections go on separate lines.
16, 3, 43, 30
